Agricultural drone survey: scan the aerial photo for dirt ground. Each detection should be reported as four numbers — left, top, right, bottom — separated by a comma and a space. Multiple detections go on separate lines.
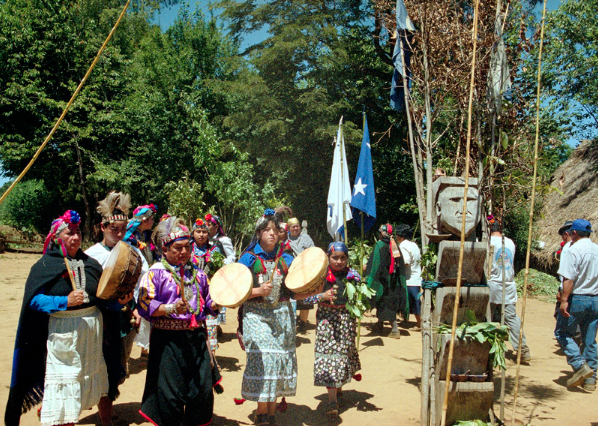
0, 252, 596, 426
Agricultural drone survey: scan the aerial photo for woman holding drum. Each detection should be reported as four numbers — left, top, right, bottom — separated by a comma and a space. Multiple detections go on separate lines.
5, 210, 126, 426
137, 216, 221, 426
302, 242, 362, 417
238, 209, 321, 426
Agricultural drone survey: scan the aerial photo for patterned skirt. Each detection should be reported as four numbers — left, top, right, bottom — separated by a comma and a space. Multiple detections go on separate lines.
314, 304, 361, 388
242, 299, 297, 402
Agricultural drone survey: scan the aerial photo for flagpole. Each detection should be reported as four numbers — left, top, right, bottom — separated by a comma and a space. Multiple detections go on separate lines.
355, 108, 366, 349
339, 117, 348, 243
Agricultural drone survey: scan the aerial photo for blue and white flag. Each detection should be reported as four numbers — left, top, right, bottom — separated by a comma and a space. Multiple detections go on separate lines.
390, 0, 415, 111
350, 113, 376, 232
327, 119, 352, 241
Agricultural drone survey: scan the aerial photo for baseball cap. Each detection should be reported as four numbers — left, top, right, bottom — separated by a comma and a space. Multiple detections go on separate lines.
569, 219, 593, 233
558, 220, 573, 235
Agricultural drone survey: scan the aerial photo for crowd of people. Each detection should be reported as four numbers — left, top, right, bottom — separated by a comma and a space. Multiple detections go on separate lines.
5, 190, 598, 426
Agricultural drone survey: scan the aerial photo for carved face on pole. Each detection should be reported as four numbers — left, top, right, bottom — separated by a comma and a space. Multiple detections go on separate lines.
436, 186, 481, 238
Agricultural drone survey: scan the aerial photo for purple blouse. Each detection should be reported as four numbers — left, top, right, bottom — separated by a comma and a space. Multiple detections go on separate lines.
137, 262, 217, 322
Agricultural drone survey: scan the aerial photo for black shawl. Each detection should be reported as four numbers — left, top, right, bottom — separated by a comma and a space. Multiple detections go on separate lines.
5, 246, 102, 426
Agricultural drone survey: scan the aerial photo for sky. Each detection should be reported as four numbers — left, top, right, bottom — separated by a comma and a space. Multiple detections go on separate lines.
0, 0, 578, 187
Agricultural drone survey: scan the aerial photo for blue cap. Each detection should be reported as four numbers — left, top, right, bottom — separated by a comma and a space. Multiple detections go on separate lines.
570, 219, 593, 233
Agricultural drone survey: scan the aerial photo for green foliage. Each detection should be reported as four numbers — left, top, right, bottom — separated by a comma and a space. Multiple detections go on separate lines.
515, 268, 559, 303
543, 0, 598, 137
436, 310, 510, 370
420, 243, 438, 281
347, 237, 373, 273
163, 174, 205, 227
0, 179, 52, 232
344, 279, 377, 319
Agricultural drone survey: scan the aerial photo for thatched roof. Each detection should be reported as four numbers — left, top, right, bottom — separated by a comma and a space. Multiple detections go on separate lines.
533, 139, 598, 269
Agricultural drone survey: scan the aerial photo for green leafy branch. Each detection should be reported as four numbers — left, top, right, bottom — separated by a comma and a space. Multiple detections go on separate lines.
344, 279, 377, 319
436, 310, 510, 370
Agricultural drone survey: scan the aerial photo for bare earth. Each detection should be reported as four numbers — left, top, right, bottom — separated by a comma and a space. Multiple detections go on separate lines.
0, 253, 596, 426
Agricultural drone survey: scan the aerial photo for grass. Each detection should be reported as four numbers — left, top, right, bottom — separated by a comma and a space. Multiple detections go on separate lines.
515, 268, 560, 303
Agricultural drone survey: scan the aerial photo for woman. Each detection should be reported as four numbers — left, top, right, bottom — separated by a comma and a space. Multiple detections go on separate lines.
304, 242, 361, 417
287, 217, 315, 332
365, 224, 408, 339
5, 211, 122, 426
124, 203, 157, 265
238, 209, 320, 426
191, 217, 225, 351
137, 217, 221, 426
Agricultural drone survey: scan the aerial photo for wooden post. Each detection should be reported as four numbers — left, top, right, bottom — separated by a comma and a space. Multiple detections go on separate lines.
421, 287, 433, 425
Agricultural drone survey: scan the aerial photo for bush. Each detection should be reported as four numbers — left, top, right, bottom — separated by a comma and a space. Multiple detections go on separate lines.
0, 179, 51, 233
515, 268, 559, 303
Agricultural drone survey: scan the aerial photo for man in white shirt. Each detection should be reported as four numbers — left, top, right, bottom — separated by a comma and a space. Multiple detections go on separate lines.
488, 222, 531, 362
395, 224, 422, 330
556, 219, 598, 391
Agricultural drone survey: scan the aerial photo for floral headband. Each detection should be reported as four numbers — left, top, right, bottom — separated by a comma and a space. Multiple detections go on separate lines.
205, 213, 225, 235
160, 213, 171, 222
193, 218, 208, 230
43, 210, 81, 255
486, 215, 495, 225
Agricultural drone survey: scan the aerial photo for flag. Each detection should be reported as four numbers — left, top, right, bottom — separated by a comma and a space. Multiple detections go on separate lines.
327, 119, 352, 241
350, 113, 376, 232
390, 0, 415, 111
488, 13, 512, 114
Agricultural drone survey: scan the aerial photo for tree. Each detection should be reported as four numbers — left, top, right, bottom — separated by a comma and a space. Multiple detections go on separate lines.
542, 0, 598, 139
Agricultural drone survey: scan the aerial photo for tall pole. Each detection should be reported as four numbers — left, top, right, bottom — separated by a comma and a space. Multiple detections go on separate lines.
340, 118, 349, 243
440, 1, 480, 425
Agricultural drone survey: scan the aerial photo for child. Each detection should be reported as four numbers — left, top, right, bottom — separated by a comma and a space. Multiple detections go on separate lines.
305, 241, 362, 417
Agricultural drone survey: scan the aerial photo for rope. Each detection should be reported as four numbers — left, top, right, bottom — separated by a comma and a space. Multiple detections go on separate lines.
440, 0, 480, 425
0, 0, 132, 207
511, 1, 547, 424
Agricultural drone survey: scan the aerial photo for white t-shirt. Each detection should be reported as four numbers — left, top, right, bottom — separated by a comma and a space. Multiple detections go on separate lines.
557, 238, 598, 296
488, 235, 518, 305
400, 239, 422, 287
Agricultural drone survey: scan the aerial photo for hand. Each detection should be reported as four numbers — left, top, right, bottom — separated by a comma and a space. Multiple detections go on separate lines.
132, 308, 142, 327
67, 290, 85, 307
118, 291, 134, 305
175, 299, 188, 315
559, 300, 570, 318
211, 301, 220, 311
260, 281, 273, 297
322, 289, 335, 302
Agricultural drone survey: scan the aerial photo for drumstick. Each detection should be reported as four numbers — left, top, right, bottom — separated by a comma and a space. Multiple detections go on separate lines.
63, 257, 78, 292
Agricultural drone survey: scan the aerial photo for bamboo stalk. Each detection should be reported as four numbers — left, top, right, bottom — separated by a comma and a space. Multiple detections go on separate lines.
511, 1, 547, 424
0, 0, 133, 207
440, 1, 480, 425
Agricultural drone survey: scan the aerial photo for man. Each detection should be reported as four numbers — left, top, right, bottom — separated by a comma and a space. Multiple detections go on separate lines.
555, 220, 573, 319
556, 219, 598, 391
487, 221, 531, 362
85, 191, 149, 424
394, 224, 422, 330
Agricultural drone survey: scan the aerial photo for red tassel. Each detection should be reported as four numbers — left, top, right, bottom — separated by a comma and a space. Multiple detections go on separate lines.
234, 398, 246, 405
276, 397, 288, 412
352, 373, 362, 381
326, 267, 336, 283
189, 315, 199, 329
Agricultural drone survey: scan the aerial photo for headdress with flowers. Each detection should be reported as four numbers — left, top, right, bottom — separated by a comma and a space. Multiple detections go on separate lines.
193, 218, 208, 230
205, 213, 225, 236
124, 203, 158, 243
43, 210, 81, 255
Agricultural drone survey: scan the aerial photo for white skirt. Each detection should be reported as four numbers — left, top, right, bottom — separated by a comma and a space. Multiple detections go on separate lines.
135, 317, 151, 350
40, 306, 108, 426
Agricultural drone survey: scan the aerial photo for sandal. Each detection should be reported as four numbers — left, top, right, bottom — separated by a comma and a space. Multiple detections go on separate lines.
326, 402, 339, 417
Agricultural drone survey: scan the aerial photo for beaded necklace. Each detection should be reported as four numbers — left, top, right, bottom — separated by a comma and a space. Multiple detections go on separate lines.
161, 258, 202, 315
